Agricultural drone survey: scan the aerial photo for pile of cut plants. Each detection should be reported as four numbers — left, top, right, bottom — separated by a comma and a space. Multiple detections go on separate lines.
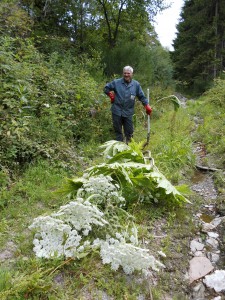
29, 140, 190, 277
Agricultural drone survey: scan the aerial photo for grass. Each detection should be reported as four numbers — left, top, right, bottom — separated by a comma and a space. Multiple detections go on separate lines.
0, 160, 68, 251
1, 81, 225, 299
186, 79, 225, 168
134, 100, 196, 184
1, 157, 158, 299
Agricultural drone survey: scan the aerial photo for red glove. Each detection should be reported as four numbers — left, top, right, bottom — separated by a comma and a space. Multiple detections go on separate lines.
108, 91, 115, 103
145, 104, 152, 115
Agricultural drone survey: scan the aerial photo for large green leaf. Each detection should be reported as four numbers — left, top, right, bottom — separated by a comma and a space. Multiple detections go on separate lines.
87, 162, 133, 186
107, 149, 145, 164
57, 177, 87, 196
100, 139, 146, 164
99, 140, 129, 158
60, 140, 189, 205
155, 95, 181, 111
146, 171, 190, 203
87, 159, 189, 204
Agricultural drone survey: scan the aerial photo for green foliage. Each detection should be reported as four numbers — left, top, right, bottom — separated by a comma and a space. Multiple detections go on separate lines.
0, 160, 68, 223
154, 95, 181, 111
25, 140, 190, 286
103, 41, 154, 79
0, 0, 32, 38
103, 41, 174, 91
0, 264, 54, 300
149, 107, 196, 182
63, 140, 189, 206
0, 36, 111, 169
188, 79, 225, 160
150, 45, 174, 89
203, 78, 225, 107
172, 0, 225, 94
19, 0, 166, 51
1, 87, 219, 299
100, 140, 146, 164
213, 169, 225, 194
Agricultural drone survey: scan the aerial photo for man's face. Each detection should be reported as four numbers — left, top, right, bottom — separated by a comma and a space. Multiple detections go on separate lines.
123, 70, 133, 82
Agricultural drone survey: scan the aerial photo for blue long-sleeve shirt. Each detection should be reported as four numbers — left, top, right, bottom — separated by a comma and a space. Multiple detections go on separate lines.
104, 78, 148, 117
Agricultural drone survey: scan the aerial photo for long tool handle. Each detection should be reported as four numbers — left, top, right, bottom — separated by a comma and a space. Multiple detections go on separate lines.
147, 88, 150, 145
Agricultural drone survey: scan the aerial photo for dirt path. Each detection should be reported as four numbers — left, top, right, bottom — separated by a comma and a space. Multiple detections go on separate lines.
187, 142, 225, 300
160, 97, 225, 300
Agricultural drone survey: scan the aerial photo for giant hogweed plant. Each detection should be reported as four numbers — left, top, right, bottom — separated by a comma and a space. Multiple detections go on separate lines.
66, 140, 189, 205
29, 140, 189, 275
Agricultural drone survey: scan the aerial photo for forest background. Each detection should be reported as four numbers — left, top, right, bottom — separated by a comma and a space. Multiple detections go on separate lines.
0, 0, 225, 299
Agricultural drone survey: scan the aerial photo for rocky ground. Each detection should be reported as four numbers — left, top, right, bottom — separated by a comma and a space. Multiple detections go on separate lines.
135, 95, 224, 300
187, 143, 225, 300
156, 96, 225, 300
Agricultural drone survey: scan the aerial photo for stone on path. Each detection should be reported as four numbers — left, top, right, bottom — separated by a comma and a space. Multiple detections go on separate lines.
192, 282, 205, 300
203, 270, 225, 292
190, 240, 204, 253
207, 252, 220, 264
0, 241, 17, 261
0, 249, 14, 260
206, 237, 219, 250
211, 217, 224, 227
207, 232, 219, 239
188, 256, 214, 284
201, 222, 216, 232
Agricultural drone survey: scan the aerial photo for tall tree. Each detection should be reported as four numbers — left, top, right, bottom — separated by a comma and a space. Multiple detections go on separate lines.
94, 0, 166, 49
172, 0, 225, 94
18, 0, 171, 79
19, 0, 167, 51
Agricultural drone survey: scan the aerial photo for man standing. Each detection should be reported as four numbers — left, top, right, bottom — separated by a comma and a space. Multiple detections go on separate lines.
104, 66, 152, 143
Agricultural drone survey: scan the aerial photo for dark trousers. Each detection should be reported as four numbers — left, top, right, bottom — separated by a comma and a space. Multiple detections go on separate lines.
112, 113, 133, 143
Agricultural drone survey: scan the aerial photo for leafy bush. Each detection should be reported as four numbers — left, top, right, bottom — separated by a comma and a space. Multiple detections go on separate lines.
0, 1, 32, 38
203, 79, 225, 107
188, 79, 225, 161
0, 37, 111, 169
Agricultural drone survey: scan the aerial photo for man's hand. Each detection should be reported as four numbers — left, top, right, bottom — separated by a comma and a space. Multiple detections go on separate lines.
108, 91, 115, 103
145, 104, 152, 115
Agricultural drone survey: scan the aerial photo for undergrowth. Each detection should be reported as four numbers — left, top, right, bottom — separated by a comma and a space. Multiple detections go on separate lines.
187, 78, 225, 168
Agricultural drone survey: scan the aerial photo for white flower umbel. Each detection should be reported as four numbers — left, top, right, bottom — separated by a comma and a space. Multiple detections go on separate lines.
52, 198, 108, 234
29, 199, 108, 259
77, 175, 126, 207
29, 216, 82, 258
95, 236, 165, 275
